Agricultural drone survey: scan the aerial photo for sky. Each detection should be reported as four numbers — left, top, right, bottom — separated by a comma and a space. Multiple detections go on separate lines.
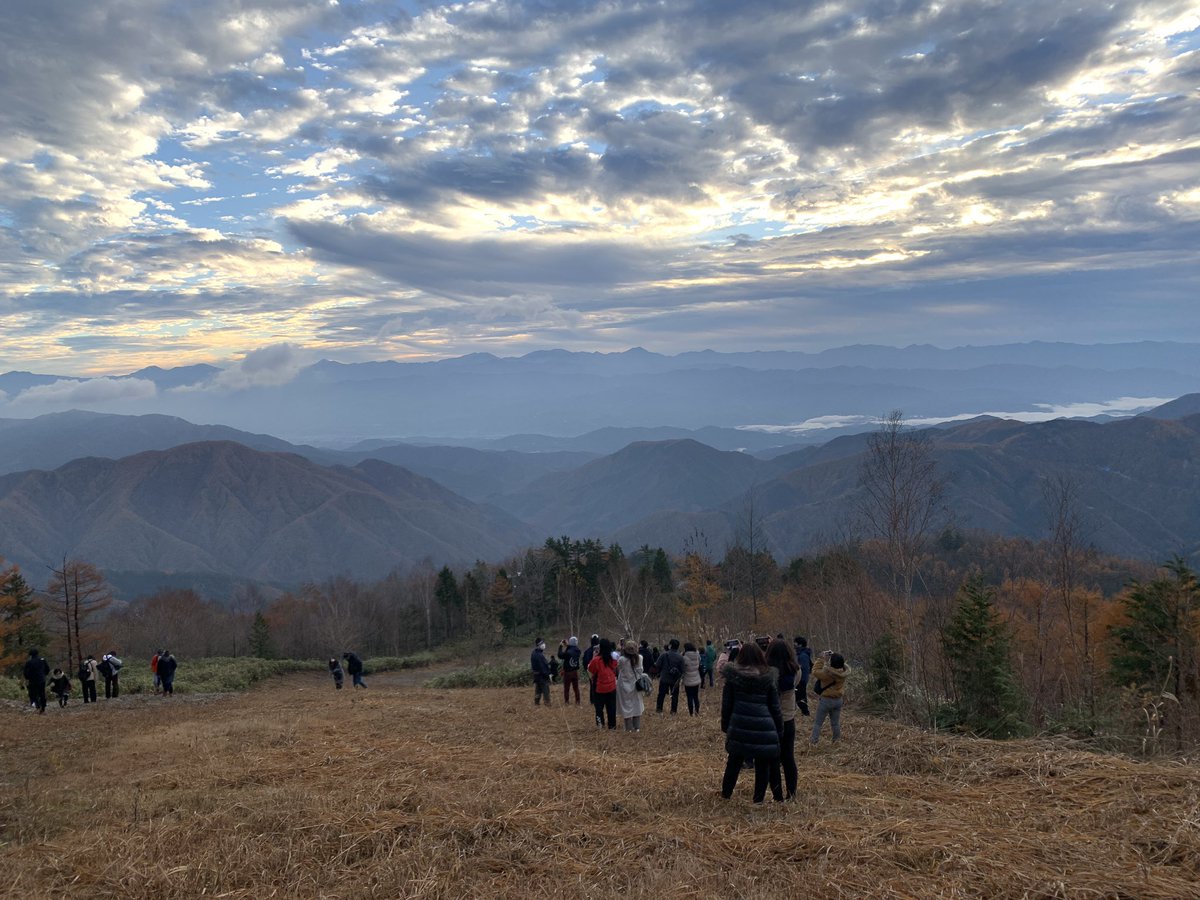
1, 0, 1197, 376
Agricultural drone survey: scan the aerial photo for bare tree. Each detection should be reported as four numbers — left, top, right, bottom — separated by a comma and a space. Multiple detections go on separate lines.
598, 556, 657, 638
725, 487, 772, 624
46, 558, 113, 672
1043, 473, 1097, 720
858, 411, 946, 606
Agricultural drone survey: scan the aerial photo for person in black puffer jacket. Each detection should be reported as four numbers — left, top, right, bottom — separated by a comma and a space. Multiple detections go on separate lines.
719, 641, 783, 802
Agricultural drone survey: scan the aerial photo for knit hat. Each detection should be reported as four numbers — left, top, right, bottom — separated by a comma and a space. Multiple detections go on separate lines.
568, 636, 578, 647
623, 639, 638, 655
536, 640, 546, 651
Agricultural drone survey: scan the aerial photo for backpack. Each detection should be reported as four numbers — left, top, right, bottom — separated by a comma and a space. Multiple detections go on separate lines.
662, 653, 684, 686
108, 656, 123, 671
78, 662, 89, 681
98, 659, 113, 677
564, 648, 580, 670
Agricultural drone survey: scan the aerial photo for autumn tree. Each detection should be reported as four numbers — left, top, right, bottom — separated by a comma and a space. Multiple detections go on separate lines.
46, 559, 113, 673
1109, 559, 1200, 750
1, 564, 47, 674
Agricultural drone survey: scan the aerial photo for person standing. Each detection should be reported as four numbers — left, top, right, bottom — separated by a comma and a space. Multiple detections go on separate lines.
794, 636, 813, 716
767, 638, 800, 799
582, 634, 601, 725
681, 642, 703, 715
101, 651, 123, 699
158, 650, 178, 696
531, 638, 552, 706
616, 639, 645, 732
80, 654, 99, 704
23, 648, 50, 714
558, 636, 582, 705
329, 657, 345, 690
719, 641, 784, 803
701, 639, 717, 688
587, 638, 619, 729
811, 651, 851, 744
343, 651, 367, 689
655, 639, 684, 715
151, 650, 162, 694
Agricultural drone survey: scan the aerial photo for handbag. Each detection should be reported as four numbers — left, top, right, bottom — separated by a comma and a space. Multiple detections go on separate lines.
635, 672, 652, 693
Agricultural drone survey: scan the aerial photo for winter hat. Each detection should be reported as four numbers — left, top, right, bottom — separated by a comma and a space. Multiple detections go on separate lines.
535, 639, 546, 651
623, 639, 638, 655
590, 634, 600, 645
568, 636, 578, 647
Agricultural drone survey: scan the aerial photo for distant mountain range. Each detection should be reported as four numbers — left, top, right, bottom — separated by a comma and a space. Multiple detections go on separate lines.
1, 342, 1195, 444
0, 397, 1198, 595
0, 441, 535, 586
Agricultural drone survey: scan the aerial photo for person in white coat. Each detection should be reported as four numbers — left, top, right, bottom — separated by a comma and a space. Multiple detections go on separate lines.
616, 639, 645, 732
681, 642, 703, 715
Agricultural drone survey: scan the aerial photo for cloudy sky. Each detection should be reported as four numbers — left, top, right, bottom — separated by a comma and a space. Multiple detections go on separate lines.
1, 0, 1197, 375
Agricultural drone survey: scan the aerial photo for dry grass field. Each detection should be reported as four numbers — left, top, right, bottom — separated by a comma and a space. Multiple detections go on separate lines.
2, 672, 1199, 899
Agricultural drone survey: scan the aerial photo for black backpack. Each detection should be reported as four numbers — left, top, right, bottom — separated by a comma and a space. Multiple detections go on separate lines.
77, 661, 89, 681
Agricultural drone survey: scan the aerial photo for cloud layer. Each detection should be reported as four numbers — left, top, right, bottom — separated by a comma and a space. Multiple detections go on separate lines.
1, 0, 1197, 373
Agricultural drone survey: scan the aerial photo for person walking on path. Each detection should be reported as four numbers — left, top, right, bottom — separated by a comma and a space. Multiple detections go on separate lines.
655, 639, 684, 715
343, 651, 367, 689
587, 638, 619, 729
158, 650, 178, 696
151, 650, 162, 694
49, 668, 72, 708
23, 648, 50, 714
80, 654, 98, 704
794, 636, 813, 716
531, 638, 552, 706
100, 651, 122, 699
681, 642, 703, 715
558, 636, 582, 705
616, 639, 645, 732
719, 641, 784, 803
768, 638, 800, 799
810, 651, 851, 744
329, 657, 345, 689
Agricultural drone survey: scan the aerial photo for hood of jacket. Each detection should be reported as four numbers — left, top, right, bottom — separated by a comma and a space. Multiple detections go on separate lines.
723, 664, 776, 692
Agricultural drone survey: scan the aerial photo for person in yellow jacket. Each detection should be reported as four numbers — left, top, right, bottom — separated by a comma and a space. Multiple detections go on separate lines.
810, 651, 850, 744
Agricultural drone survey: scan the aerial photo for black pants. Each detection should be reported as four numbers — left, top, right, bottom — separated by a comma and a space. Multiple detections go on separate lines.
773, 720, 797, 797
56, 691, 69, 708
685, 684, 701, 715
656, 680, 680, 713
161, 676, 174, 696
595, 690, 617, 728
104, 674, 119, 699
722, 753, 782, 802
82, 680, 97, 703
27, 683, 47, 712
796, 675, 810, 716
533, 674, 551, 705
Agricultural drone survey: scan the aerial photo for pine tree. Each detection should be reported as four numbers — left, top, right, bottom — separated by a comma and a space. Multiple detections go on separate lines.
249, 611, 274, 659
2, 565, 49, 674
865, 630, 906, 712
942, 578, 1026, 737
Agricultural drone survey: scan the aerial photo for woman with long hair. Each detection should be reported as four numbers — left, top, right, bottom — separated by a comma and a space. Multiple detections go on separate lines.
719, 640, 784, 802
616, 639, 645, 731
766, 637, 800, 799
587, 638, 620, 729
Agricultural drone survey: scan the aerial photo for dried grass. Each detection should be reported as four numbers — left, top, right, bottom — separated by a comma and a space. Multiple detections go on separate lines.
2, 673, 1198, 899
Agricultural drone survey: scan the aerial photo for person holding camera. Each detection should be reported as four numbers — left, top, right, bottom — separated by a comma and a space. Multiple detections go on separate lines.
587, 638, 620, 729
766, 638, 799, 798
810, 650, 850, 744
557, 637, 582, 705
616, 639, 645, 732
719, 640, 784, 803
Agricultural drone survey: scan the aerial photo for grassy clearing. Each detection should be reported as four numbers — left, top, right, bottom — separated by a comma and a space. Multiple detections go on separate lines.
1, 676, 1198, 898
425, 663, 529, 688
0, 652, 434, 701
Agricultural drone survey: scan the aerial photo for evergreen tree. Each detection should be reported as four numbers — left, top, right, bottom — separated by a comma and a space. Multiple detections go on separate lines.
651, 548, 673, 594
434, 566, 463, 635
249, 611, 274, 659
865, 630, 906, 712
942, 578, 1026, 737
1, 568, 49, 674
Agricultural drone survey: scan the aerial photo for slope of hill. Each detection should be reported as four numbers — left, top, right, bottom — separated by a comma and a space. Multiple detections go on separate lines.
613, 415, 1200, 562
1142, 393, 1200, 420
496, 439, 763, 535
0, 442, 536, 584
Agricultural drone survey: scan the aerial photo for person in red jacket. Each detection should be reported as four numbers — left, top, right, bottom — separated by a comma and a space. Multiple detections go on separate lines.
151, 650, 162, 694
587, 638, 619, 730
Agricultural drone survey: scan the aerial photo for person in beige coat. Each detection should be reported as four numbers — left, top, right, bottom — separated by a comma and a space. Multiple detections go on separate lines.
810, 651, 850, 744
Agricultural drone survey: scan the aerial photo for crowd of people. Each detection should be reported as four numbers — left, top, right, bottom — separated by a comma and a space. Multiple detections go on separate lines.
18, 647, 180, 712
532, 632, 851, 802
